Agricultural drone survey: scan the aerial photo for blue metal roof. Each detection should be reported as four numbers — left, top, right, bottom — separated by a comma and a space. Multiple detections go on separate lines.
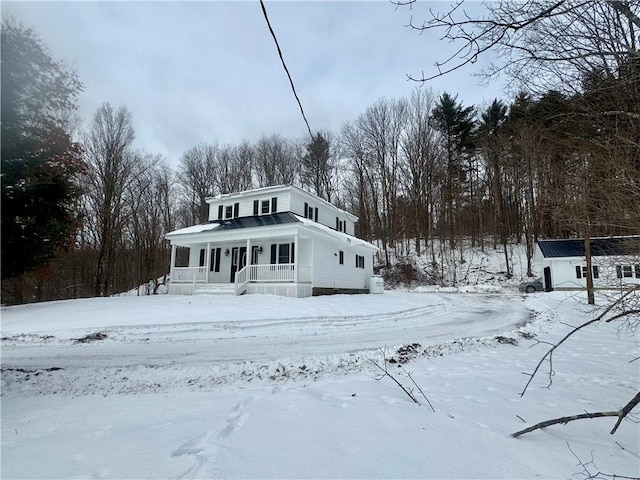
537, 236, 640, 258
211, 212, 301, 231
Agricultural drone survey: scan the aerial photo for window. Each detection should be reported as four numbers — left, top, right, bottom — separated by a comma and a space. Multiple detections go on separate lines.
636, 265, 640, 279
210, 248, 221, 272
233, 202, 239, 218
315, 207, 319, 222
253, 200, 259, 216
225, 205, 233, 219
617, 265, 633, 278
271, 197, 278, 213
261, 200, 270, 214
199, 249, 206, 267
355, 255, 364, 269
279, 244, 290, 264
336, 217, 340, 230
218, 205, 224, 220
304, 202, 311, 219
251, 246, 260, 265
575, 266, 599, 279
270, 243, 295, 264
339, 251, 344, 265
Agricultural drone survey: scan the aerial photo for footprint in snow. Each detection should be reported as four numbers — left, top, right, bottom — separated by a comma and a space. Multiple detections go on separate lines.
171, 399, 251, 479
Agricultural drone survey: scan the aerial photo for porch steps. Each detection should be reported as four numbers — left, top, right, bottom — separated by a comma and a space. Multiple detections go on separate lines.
193, 284, 236, 296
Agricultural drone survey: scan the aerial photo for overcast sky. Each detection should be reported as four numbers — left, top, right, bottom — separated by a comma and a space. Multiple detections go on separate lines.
4, 1, 508, 167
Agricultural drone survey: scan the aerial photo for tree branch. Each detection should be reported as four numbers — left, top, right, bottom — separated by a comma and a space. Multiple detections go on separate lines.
512, 391, 640, 437
519, 286, 640, 397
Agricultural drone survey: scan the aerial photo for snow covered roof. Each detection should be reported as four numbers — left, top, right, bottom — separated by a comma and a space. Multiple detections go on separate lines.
164, 223, 220, 236
164, 213, 377, 251
294, 215, 378, 251
537, 236, 640, 258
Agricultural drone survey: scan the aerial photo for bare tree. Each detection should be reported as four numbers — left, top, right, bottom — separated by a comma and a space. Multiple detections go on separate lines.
176, 143, 218, 225
81, 103, 137, 297
127, 155, 174, 294
399, 88, 441, 260
399, 0, 639, 93
254, 134, 299, 187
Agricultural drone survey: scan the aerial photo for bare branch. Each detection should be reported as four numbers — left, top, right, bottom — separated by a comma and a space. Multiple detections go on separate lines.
520, 286, 640, 397
512, 391, 640, 437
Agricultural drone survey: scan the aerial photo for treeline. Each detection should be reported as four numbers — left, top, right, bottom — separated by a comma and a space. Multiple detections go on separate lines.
2, 16, 639, 304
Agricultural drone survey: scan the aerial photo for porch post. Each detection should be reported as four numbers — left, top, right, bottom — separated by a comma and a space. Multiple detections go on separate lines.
294, 234, 299, 282
205, 242, 211, 283
170, 244, 176, 278
246, 238, 251, 280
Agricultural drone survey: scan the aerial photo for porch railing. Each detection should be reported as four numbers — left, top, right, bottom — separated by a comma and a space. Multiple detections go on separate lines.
234, 264, 312, 293
248, 264, 312, 283
235, 265, 249, 295
171, 266, 207, 283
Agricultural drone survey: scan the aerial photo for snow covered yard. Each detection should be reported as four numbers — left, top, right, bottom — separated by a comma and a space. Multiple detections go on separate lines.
1, 291, 638, 479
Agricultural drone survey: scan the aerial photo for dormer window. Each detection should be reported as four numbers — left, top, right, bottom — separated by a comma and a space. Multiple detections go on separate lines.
261, 200, 270, 214
225, 206, 233, 219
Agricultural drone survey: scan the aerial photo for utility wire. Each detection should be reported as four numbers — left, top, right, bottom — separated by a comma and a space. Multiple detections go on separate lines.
259, 0, 314, 139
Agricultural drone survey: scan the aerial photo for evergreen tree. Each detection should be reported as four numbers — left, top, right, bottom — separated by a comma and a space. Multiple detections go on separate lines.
302, 131, 334, 202
1, 19, 84, 282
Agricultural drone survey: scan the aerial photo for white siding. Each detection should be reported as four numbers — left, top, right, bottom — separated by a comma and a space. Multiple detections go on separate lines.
311, 238, 371, 290
208, 192, 291, 221
542, 255, 640, 290
289, 189, 354, 234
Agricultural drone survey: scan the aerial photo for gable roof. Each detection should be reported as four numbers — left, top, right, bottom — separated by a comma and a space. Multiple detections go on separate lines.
537, 236, 640, 258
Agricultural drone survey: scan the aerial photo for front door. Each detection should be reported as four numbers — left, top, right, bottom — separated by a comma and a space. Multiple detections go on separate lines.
230, 246, 247, 282
544, 266, 553, 292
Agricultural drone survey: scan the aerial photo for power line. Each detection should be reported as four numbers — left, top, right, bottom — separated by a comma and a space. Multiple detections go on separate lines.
259, 0, 313, 139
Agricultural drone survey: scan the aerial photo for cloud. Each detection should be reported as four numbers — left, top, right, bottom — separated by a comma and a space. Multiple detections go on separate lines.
3, 1, 507, 166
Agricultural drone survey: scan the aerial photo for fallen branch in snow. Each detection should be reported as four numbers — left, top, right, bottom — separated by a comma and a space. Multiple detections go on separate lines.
404, 369, 435, 412
512, 391, 640, 438
566, 441, 640, 480
519, 286, 640, 397
369, 348, 426, 407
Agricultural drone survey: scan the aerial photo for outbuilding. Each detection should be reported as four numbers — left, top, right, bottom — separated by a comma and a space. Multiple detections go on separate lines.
535, 236, 640, 291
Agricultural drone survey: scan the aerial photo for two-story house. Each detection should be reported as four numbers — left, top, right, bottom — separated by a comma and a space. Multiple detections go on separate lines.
164, 185, 380, 297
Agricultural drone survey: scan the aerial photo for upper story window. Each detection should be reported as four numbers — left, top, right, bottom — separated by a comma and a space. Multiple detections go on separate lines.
219, 202, 240, 219
253, 197, 279, 216
304, 203, 318, 221
355, 255, 365, 269
336, 217, 346, 233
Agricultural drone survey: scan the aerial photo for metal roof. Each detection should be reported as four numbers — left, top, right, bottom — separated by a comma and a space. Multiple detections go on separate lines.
165, 212, 300, 237
209, 212, 301, 231
537, 236, 640, 258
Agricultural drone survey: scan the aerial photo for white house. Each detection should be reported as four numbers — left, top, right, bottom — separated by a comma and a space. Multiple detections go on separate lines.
535, 236, 640, 291
164, 185, 380, 297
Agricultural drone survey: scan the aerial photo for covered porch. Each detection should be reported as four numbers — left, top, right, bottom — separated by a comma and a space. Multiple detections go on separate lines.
167, 232, 313, 297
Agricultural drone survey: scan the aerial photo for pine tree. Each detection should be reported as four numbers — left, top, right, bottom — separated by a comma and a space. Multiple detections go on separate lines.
1, 19, 84, 282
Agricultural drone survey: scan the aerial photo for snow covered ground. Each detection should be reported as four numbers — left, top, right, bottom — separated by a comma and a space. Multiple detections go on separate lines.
1, 290, 638, 479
